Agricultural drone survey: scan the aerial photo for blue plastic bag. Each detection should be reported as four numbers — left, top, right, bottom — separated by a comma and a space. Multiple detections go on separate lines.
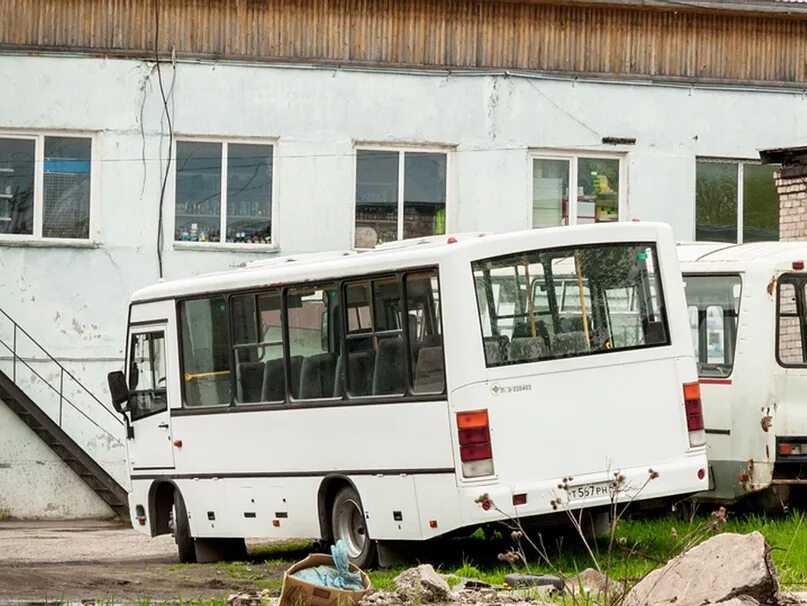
291, 540, 365, 591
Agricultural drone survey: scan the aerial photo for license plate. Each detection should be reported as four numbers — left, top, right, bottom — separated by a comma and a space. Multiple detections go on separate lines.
565, 481, 612, 501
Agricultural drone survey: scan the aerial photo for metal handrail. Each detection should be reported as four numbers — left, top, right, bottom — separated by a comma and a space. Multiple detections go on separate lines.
0, 305, 124, 448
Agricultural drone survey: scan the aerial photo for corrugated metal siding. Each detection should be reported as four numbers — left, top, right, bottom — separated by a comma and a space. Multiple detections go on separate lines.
1, 0, 806, 84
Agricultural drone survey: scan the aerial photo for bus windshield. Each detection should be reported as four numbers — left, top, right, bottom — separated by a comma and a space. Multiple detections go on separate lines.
472, 242, 668, 366
683, 274, 741, 378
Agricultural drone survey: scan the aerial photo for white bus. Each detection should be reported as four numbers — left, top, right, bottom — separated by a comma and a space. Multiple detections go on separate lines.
679, 241, 807, 508
108, 223, 708, 566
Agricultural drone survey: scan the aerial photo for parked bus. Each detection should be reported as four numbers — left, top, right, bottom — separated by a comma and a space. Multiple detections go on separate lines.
679, 241, 807, 508
108, 223, 708, 566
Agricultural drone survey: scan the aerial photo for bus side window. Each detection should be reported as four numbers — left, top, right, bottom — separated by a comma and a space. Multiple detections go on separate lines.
230, 291, 284, 404
179, 297, 232, 407
406, 271, 445, 394
343, 277, 405, 397
287, 283, 339, 400
129, 331, 167, 420
778, 281, 805, 365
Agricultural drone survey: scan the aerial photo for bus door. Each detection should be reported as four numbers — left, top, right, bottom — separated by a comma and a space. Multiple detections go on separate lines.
126, 325, 175, 470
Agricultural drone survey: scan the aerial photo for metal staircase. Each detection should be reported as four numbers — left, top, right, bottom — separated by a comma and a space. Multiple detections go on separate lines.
0, 305, 129, 517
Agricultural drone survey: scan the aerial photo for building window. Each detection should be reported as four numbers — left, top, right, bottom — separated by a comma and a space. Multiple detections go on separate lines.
531, 154, 623, 228
695, 159, 779, 243
175, 140, 274, 244
0, 134, 93, 240
355, 148, 447, 248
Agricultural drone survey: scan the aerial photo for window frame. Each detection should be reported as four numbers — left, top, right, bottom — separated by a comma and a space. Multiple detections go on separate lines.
682, 272, 742, 378
694, 157, 779, 244
352, 143, 455, 249
472, 241, 671, 368
776, 273, 807, 369
173, 265, 447, 414
0, 131, 98, 244
528, 150, 627, 228
127, 328, 169, 422
172, 136, 279, 250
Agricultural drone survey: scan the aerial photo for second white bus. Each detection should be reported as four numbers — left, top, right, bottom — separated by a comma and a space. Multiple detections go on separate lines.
108, 223, 708, 566
680, 241, 807, 508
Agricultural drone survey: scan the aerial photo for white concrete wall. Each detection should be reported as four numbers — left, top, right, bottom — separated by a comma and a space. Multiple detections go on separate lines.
0, 400, 113, 518
1, 53, 806, 517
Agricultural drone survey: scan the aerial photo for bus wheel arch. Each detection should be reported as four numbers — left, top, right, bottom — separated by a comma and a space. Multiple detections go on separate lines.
147, 480, 178, 536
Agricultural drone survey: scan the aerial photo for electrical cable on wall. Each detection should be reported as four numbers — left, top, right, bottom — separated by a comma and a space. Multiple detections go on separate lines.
154, 0, 174, 280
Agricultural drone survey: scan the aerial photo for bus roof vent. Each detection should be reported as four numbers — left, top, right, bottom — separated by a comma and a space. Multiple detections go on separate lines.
245, 251, 356, 269
373, 232, 487, 251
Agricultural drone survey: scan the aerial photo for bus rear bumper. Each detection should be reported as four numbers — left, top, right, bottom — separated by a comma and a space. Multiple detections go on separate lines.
453, 455, 709, 529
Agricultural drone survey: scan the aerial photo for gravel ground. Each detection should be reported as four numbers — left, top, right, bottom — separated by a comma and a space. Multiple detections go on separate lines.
0, 520, 288, 603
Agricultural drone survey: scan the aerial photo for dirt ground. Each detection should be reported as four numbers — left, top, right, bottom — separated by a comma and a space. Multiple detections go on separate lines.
0, 519, 290, 603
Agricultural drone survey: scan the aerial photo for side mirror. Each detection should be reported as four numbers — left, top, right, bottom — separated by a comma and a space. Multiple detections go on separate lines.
107, 370, 130, 414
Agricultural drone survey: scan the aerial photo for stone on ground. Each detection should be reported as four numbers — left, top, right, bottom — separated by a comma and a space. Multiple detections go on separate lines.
623, 531, 778, 606
394, 564, 453, 602
564, 568, 622, 598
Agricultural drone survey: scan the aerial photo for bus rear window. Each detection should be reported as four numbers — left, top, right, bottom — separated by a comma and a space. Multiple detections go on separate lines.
472, 243, 668, 366
683, 275, 741, 378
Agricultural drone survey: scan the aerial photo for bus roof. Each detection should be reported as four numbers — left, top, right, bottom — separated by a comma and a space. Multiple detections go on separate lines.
131, 223, 671, 304
677, 241, 807, 267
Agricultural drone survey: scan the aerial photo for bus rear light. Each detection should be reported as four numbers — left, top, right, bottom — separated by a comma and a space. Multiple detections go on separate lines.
512, 493, 527, 506
683, 382, 706, 447
457, 410, 494, 478
779, 442, 804, 456
457, 410, 489, 429
698, 468, 705, 481
460, 443, 492, 461
793, 260, 805, 270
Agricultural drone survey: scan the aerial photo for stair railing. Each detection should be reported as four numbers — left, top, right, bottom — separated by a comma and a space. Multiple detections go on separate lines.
0, 304, 123, 447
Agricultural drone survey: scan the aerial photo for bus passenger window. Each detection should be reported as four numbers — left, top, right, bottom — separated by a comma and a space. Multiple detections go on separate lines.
287, 284, 339, 400
179, 297, 232, 407
406, 271, 445, 394
778, 281, 806, 366
231, 291, 284, 404
343, 277, 405, 397
129, 331, 167, 420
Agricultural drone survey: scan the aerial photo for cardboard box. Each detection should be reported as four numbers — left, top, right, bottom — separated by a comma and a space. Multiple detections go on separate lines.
279, 553, 371, 606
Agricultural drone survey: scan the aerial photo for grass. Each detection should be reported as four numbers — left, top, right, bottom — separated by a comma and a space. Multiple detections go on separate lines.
159, 509, 807, 602
363, 510, 807, 590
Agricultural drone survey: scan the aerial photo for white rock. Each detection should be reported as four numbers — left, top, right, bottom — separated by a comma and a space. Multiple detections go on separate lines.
395, 564, 453, 602
623, 532, 778, 606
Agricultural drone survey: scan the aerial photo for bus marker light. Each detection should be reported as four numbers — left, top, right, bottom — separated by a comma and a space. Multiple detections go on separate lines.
273, 519, 281, 527
513, 493, 527, 506
429, 520, 438, 528
447, 237, 458, 244
173, 440, 183, 448
794, 261, 805, 270
697, 469, 705, 480
738, 472, 749, 482
480, 500, 491, 511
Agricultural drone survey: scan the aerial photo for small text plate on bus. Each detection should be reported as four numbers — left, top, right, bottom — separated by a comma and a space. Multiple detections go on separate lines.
565, 481, 612, 501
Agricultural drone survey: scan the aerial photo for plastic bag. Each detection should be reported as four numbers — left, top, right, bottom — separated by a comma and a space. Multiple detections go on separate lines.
290, 540, 365, 591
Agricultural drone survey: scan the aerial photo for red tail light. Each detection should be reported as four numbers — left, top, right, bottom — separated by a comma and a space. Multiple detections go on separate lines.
457, 410, 494, 477
683, 382, 706, 447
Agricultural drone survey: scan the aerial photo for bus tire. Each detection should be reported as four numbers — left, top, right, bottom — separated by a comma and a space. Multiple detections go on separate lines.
171, 489, 196, 563
331, 486, 377, 569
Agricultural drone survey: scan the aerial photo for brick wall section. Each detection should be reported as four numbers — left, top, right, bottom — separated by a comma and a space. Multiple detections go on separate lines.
775, 165, 807, 242
774, 165, 807, 362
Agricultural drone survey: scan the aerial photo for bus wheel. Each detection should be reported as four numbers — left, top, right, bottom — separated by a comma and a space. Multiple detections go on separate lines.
331, 486, 377, 569
170, 489, 196, 563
